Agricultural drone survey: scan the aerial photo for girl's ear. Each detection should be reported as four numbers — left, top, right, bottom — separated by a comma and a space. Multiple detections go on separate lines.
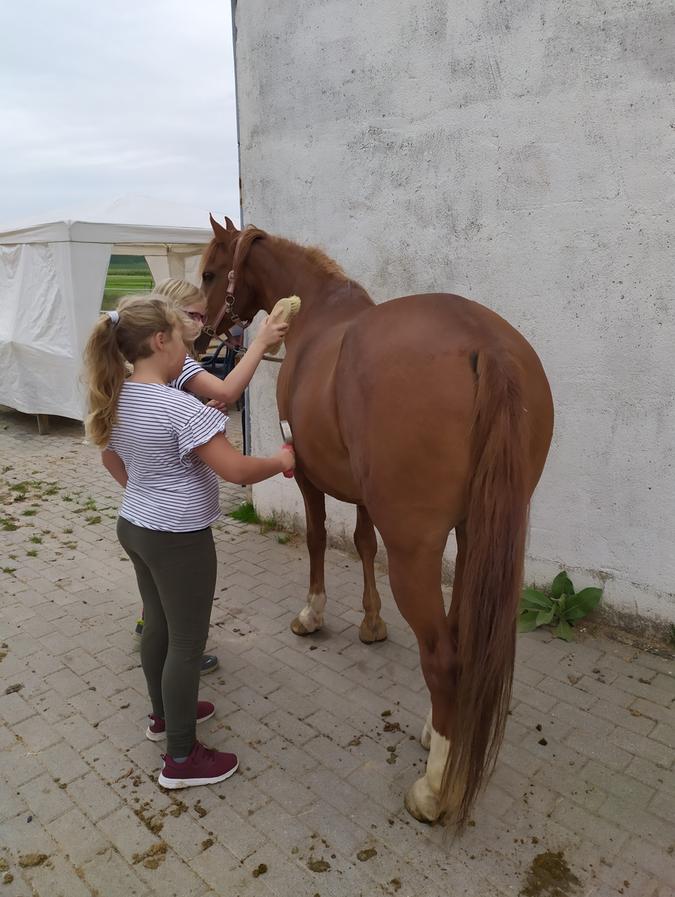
150, 331, 166, 352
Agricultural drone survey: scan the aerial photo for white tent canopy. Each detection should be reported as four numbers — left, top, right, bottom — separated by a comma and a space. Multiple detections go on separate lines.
0, 196, 217, 421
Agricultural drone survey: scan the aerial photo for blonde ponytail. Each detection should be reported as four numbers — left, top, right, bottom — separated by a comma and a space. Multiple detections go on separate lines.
83, 295, 182, 447
84, 315, 127, 448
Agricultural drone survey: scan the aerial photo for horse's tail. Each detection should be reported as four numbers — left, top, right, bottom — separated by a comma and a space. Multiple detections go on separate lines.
441, 347, 529, 826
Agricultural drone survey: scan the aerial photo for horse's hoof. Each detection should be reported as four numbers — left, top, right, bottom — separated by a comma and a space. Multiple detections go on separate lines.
359, 617, 388, 644
291, 617, 310, 636
404, 776, 442, 824
291, 613, 322, 636
291, 594, 326, 637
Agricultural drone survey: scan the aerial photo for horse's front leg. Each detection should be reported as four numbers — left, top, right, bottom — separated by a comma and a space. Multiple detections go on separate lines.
291, 473, 328, 636
355, 505, 387, 643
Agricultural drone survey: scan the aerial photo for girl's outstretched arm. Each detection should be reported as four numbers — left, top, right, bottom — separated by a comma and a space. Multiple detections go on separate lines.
185, 316, 289, 405
194, 434, 294, 486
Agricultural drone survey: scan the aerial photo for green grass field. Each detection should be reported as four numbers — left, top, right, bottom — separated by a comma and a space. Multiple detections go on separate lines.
101, 255, 154, 310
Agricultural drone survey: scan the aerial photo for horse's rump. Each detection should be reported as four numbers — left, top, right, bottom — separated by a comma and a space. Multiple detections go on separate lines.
334, 292, 542, 518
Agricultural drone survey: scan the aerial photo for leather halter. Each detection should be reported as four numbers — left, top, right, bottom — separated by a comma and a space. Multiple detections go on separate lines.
202, 229, 264, 338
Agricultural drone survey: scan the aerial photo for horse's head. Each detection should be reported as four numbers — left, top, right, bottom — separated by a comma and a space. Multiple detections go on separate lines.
200, 215, 266, 338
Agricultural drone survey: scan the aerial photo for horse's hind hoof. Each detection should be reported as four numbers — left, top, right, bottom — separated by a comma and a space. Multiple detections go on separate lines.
359, 617, 388, 644
404, 777, 442, 825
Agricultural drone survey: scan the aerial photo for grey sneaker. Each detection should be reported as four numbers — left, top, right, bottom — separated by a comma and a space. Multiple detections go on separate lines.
200, 654, 219, 676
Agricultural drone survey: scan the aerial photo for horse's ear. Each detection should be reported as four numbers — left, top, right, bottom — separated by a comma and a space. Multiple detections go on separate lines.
209, 213, 229, 243
225, 216, 238, 232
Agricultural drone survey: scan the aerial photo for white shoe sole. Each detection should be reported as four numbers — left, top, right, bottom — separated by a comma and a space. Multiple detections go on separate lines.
145, 708, 215, 742
158, 758, 239, 789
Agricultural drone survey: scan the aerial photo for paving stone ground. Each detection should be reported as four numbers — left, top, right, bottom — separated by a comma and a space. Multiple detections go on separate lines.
0, 409, 673, 897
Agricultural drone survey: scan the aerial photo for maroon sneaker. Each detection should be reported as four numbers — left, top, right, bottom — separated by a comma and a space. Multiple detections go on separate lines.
146, 701, 215, 742
158, 741, 239, 789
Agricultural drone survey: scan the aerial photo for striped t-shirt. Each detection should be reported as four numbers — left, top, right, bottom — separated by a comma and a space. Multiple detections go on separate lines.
170, 355, 203, 391
108, 382, 228, 532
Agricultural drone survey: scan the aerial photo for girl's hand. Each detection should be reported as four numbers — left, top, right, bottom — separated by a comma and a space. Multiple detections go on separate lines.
254, 315, 290, 350
206, 399, 229, 412
276, 446, 295, 473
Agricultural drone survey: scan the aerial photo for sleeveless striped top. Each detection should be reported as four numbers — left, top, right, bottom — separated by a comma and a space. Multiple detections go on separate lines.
108, 381, 228, 532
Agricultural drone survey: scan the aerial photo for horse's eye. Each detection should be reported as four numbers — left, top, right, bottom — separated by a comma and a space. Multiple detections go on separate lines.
202, 271, 215, 283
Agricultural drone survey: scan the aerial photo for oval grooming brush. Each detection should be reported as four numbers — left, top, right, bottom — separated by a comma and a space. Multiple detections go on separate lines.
267, 295, 301, 355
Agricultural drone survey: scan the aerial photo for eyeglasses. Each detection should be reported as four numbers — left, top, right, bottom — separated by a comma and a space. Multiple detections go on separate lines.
185, 311, 207, 324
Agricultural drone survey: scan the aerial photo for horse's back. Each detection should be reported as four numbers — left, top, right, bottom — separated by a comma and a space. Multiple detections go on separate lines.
348, 292, 543, 363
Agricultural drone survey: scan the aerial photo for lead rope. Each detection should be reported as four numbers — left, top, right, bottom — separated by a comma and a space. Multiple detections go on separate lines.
206, 336, 284, 364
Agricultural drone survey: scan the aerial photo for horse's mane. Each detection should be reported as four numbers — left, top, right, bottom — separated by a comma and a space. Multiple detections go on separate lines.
271, 235, 348, 280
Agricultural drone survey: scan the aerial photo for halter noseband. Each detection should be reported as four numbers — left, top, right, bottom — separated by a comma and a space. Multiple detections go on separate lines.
202, 229, 264, 338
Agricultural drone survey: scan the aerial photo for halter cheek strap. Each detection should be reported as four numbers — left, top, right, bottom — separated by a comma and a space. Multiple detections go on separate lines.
203, 271, 237, 338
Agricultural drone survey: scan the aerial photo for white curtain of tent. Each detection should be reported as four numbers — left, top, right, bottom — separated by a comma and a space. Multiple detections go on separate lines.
0, 240, 112, 421
0, 202, 212, 421
144, 248, 202, 286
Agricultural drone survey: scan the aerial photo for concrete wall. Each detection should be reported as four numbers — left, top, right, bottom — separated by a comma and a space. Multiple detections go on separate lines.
232, 0, 675, 625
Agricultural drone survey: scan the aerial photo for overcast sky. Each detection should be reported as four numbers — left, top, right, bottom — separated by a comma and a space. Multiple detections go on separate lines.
0, 0, 239, 225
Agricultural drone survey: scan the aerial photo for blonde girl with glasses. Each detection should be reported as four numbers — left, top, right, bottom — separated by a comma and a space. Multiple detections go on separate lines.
153, 278, 287, 408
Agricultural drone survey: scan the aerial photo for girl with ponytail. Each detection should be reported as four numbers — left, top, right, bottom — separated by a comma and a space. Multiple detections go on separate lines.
83, 295, 294, 790
123, 280, 288, 668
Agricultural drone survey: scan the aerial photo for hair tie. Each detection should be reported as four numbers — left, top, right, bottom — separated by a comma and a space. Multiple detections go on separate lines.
106, 310, 120, 326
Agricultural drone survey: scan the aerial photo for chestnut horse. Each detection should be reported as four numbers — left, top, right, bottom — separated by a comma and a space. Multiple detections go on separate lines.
201, 217, 554, 826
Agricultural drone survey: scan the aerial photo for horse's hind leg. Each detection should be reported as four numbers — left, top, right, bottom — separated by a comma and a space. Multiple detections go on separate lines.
385, 540, 459, 824
420, 525, 466, 749
291, 473, 327, 636
355, 506, 387, 644
420, 709, 433, 750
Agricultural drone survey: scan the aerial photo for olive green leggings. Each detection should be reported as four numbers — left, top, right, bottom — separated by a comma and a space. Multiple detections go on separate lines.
117, 517, 216, 757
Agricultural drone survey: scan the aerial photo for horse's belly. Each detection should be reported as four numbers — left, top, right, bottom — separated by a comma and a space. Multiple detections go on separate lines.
297, 434, 363, 504
304, 466, 362, 505
282, 345, 364, 503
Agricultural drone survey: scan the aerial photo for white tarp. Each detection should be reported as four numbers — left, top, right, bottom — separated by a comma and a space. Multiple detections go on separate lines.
0, 197, 215, 421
